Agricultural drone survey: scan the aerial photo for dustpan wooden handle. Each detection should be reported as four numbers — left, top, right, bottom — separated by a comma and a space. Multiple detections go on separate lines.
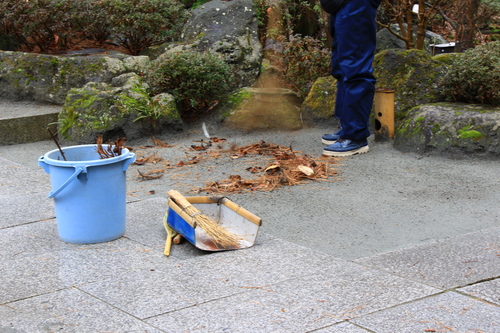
168, 190, 198, 212
164, 235, 172, 256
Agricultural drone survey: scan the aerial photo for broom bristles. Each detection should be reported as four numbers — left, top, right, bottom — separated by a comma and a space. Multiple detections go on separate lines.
167, 190, 243, 248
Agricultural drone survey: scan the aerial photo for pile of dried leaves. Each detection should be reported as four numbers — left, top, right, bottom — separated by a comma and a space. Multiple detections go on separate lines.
131, 137, 338, 194
199, 140, 337, 193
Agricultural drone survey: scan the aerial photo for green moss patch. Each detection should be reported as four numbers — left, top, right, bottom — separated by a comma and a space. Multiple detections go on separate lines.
374, 49, 448, 121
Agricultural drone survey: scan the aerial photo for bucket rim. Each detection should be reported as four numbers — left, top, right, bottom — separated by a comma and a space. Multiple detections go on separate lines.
41, 144, 133, 167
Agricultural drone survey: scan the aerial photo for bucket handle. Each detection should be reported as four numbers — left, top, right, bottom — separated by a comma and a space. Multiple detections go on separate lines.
48, 166, 87, 199
122, 152, 136, 171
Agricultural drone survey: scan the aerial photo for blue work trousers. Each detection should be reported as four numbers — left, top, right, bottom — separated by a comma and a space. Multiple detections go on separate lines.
330, 0, 381, 141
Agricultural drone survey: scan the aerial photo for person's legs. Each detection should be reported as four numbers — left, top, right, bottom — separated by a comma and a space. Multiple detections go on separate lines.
330, 17, 345, 123
336, 0, 380, 141
321, 14, 345, 145
323, 0, 380, 156
322, 74, 345, 144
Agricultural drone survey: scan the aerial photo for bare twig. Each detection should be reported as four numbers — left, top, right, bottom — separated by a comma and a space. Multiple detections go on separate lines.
47, 127, 66, 161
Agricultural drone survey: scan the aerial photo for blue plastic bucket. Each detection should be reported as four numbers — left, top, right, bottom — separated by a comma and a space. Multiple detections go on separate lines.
38, 144, 135, 243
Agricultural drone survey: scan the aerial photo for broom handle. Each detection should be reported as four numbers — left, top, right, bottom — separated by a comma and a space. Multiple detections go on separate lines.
167, 190, 199, 213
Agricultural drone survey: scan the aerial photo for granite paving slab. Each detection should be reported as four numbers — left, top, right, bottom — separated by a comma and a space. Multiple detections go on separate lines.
0, 140, 59, 169
124, 196, 189, 252
0, 288, 162, 333
78, 238, 344, 319
351, 291, 500, 333
79, 265, 245, 319
170, 237, 344, 288
0, 193, 54, 229
0, 219, 62, 256
0, 219, 167, 304
124, 197, 169, 249
459, 278, 500, 306
355, 226, 500, 289
314, 322, 373, 332
0, 157, 50, 198
144, 260, 439, 332
2, 128, 500, 333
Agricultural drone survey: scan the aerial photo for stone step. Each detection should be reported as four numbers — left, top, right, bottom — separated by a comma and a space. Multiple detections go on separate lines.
0, 100, 61, 146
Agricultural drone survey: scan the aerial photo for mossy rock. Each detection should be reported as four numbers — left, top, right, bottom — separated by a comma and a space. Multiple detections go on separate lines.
301, 76, 337, 122
0, 50, 150, 105
433, 53, 461, 66
302, 50, 448, 125
394, 102, 500, 158
374, 49, 448, 123
59, 73, 182, 144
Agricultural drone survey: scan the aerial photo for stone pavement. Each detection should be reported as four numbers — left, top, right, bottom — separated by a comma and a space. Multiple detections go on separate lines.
0, 128, 499, 332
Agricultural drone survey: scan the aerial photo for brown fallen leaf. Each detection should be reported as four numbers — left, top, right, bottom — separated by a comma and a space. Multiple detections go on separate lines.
137, 170, 164, 181
246, 166, 262, 173
298, 165, 314, 176
264, 164, 281, 172
152, 136, 174, 148
134, 153, 163, 165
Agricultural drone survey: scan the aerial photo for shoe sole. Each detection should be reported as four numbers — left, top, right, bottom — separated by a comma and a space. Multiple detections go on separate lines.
322, 138, 338, 145
322, 145, 369, 157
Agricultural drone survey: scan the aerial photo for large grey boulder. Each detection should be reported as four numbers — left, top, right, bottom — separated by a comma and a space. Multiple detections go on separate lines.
179, 0, 262, 89
0, 51, 149, 105
59, 73, 181, 144
395, 103, 500, 158
376, 28, 407, 52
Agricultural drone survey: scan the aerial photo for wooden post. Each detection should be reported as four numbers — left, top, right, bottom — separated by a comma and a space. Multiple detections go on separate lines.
374, 89, 395, 140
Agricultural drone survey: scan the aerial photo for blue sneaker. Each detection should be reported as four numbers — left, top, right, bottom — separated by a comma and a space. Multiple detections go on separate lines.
321, 129, 342, 145
323, 138, 369, 157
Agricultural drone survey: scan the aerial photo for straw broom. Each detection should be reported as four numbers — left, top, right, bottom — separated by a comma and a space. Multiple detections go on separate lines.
167, 190, 243, 249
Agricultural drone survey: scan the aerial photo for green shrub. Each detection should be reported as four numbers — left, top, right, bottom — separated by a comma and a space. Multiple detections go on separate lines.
1, 0, 76, 52
440, 41, 500, 105
102, 0, 187, 55
279, 35, 331, 99
73, 0, 114, 46
0, 0, 187, 55
146, 51, 233, 120
0, 3, 21, 52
